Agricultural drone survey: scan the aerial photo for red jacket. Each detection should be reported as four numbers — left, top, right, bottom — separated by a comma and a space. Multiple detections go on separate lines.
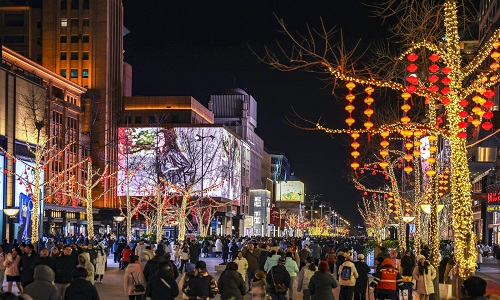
122, 248, 134, 262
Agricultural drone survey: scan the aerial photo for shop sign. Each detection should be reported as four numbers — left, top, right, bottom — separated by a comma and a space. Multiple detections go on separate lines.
487, 190, 500, 204
487, 205, 500, 212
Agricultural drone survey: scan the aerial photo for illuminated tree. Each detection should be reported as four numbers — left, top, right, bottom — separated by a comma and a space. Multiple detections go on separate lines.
257, 0, 495, 277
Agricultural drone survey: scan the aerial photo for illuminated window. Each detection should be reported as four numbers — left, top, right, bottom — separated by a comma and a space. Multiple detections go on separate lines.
60, 69, 67, 77
70, 69, 78, 78
60, 52, 67, 60
61, 18, 67, 27
82, 69, 88, 78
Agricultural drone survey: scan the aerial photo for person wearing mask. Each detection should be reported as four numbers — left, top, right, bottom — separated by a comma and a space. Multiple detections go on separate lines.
182, 260, 218, 299
33, 247, 55, 271
233, 251, 248, 282
19, 244, 37, 288
121, 245, 134, 270
94, 245, 106, 284
251, 270, 268, 300
412, 255, 436, 300
54, 245, 77, 299
266, 257, 290, 300
353, 254, 370, 300
297, 257, 316, 300
308, 261, 338, 300
217, 262, 246, 300
64, 267, 99, 300
242, 242, 260, 291
284, 251, 299, 300
338, 255, 359, 300
4, 247, 22, 293
0, 245, 6, 292
124, 255, 146, 300
77, 252, 95, 284
143, 260, 179, 300
370, 258, 404, 300
23, 265, 58, 300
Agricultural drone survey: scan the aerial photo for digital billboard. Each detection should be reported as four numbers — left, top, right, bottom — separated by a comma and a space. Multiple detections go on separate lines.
274, 181, 304, 202
117, 127, 242, 200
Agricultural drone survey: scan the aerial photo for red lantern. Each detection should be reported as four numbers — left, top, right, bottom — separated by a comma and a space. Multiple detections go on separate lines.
483, 111, 494, 119
484, 90, 495, 98
406, 75, 418, 85
441, 87, 450, 94
428, 64, 439, 73
406, 85, 417, 93
459, 111, 469, 118
407, 64, 418, 72
442, 67, 452, 74
407, 53, 418, 62
484, 101, 494, 108
428, 85, 439, 93
441, 77, 451, 85
457, 132, 467, 138
441, 98, 450, 105
482, 122, 493, 130
459, 100, 469, 107
429, 53, 440, 62
428, 74, 439, 83
458, 121, 467, 128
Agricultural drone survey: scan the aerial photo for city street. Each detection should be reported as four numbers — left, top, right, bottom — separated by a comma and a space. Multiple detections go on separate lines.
3, 255, 499, 299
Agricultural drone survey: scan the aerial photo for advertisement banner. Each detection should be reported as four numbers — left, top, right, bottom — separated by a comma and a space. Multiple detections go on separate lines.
274, 181, 304, 202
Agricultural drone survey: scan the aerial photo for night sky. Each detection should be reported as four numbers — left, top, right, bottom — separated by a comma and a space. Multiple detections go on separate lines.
121, 0, 385, 225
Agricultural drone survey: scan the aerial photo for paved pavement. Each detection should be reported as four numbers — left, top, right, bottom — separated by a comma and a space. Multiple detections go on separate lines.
3, 255, 500, 298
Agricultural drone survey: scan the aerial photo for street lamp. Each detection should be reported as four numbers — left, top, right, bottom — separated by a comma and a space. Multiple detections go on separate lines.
3, 207, 19, 243
420, 204, 444, 214
402, 216, 415, 251
113, 215, 125, 240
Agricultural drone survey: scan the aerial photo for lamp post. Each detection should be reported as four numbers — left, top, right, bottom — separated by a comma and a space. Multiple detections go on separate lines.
113, 215, 125, 240
3, 207, 19, 243
402, 216, 415, 251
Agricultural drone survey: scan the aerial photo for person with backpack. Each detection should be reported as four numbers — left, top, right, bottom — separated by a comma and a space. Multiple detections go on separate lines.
182, 260, 218, 300
217, 262, 246, 300
143, 249, 166, 282
370, 258, 404, 300
338, 255, 358, 300
143, 260, 179, 300
124, 255, 146, 300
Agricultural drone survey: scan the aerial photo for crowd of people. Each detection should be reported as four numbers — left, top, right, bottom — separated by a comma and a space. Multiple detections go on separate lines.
0, 234, 495, 300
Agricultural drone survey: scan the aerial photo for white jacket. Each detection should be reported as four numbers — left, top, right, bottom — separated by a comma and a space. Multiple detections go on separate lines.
338, 260, 359, 286
234, 257, 248, 281
297, 263, 315, 292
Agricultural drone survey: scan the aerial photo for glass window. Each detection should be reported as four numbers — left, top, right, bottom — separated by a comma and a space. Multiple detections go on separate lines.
71, 0, 79, 10
60, 35, 67, 43
60, 0, 67, 9
60, 18, 67, 27
70, 35, 79, 43
70, 52, 78, 60
60, 52, 67, 60
3, 36, 24, 43
70, 69, 78, 78
4, 14, 24, 27
147, 116, 156, 124
82, 52, 89, 60
70, 19, 79, 26
134, 116, 142, 124
83, 0, 89, 9
82, 35, 89, 43
125, 116, 132, 125
82, 69, 88, 78
60, 69, 67, 77
82, 19, 89, 27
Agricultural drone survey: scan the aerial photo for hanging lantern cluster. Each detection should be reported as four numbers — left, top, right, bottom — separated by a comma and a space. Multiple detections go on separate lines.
438, 170, 450, 197
404, 199, 412, 216
425, 135, 438, 176
364, 86, 375, 130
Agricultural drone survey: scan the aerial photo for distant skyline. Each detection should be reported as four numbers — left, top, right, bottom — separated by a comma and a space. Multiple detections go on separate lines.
121, 0, 385, 225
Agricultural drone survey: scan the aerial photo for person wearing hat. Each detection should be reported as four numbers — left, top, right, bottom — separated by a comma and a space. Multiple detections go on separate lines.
353, 254, 370, 300
412, 255, 436, 300
308, 261, 338, 300
251, 270, 268, 300
266, 256, 290, 300
94, 245, 106, 284
370, 258, 403, 300
338, 256, 359, 300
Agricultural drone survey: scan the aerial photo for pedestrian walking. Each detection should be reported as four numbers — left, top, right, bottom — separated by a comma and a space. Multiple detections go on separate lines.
243, 242, 260, 291
64, 267, 99, 300
143, 260, 179, 300
234, 251, 248, 281
94, 245, 106, 284
121, 245, 134, 270
77, 252, 95, 284
266, 257, 290, 300
338, 255, 358, 300
308, 261, 338, 300
353, 254, 370, 300
369, 258, 403, 300
4, 247, 22, 293
217, 262, 246, 300
412, 255, 436, 300
54, 245, 77, 300
179, 243, 190, 273
297, 257, 316, 300
23, 265, 58, 300
0, 246, 6, 292
284, 251, 299, 300
251, 270, 268, 300
124, 255, 146, 300
181, 260, 218, 299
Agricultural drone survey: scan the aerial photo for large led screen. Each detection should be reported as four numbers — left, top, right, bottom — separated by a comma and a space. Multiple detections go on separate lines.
117, 127, 242, 200
274, 181, 304, 202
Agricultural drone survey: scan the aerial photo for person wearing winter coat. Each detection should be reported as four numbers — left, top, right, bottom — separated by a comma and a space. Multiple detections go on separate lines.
242, 242, 260, 290
173, 242, 181, 265
338, 256, 359, 300
0, 246, 6, 292
122, 245, 134, 270
139, 246, 154, 271
309, 243, 321, 265
124, 255, 146, 300
251, 270, 268, 300
20, 244, 38, 288
264, 250, 281, 272
64, 267, 100, 300
230, 241, 239, 261
266, 257, 291, 300
78, 252, 95, 284
370, 258, 403, 300
214, 239, 223, 254
297, 257, 316, 300
33, 248, 55, 271
4, 247, 22, 293
54, 245, 78, 299
233, 251, 248, 281
476, 243, 483, 270
400, 250, 415, 277
23, 265, 58, 300
258, 244, 270, 271
94, 246, 106, 284
353, 254, 370, 300
308, 261, 338, 300
221, 240, 230, 264
412, 255, 436, 300
217, 262, 246, 300
284, 251, 300, 300
143, 260, 179, 300
182, 261, 218, 300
